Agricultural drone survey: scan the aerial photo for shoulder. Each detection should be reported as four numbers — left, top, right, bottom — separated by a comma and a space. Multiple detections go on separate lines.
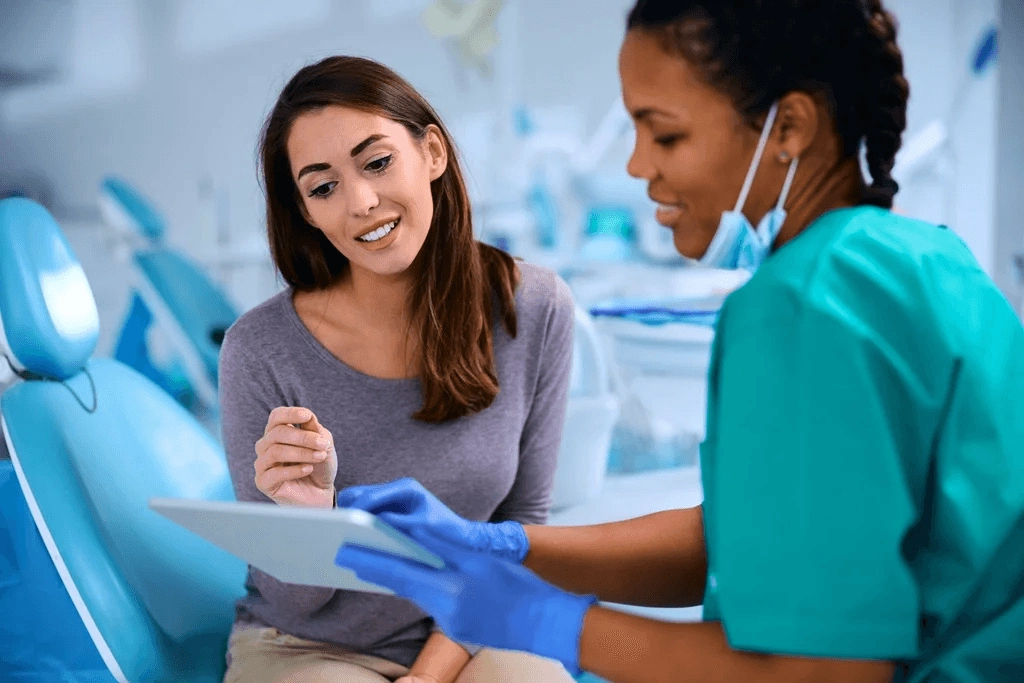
220, 289, 295, 363
718, 206, 1005, 388
729, 206, 985, 324
512, 260, 575, 337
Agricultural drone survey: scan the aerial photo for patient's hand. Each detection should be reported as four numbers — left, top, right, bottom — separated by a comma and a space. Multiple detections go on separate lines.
254, 406, 337, 509
403, 632, 470, 683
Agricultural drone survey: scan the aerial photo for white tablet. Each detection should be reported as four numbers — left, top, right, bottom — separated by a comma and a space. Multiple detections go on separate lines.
149, 497, 444, 594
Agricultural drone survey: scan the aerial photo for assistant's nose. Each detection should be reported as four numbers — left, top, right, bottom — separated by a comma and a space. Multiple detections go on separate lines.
626, 134, 657, 182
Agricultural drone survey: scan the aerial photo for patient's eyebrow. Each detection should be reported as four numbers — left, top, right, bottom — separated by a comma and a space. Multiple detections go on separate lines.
295, 135, 388, 180
297, 163, 331, 181
351, 134, 386, 157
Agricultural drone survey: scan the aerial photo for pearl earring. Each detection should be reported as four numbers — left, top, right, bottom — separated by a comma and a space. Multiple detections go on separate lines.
779, 151, 790, 162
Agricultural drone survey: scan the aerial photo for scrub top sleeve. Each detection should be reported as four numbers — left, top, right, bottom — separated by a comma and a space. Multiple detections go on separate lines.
707, 297, 920, 660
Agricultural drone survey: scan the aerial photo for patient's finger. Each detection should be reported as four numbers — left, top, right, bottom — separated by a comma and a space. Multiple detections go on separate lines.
257, 463, 314, 491
265, 406, 313, 435
259, 443, 328, 468
295, 409, 326, 435
263, 424, 329, 452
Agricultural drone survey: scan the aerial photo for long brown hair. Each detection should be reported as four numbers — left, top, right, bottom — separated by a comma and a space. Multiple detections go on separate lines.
259, 56, 519, 422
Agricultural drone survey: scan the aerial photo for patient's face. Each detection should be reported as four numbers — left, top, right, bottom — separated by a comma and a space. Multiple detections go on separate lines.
287, 105, 447, 278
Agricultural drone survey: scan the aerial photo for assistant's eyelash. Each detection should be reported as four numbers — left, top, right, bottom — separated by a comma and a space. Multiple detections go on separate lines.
655, 134, 685, 148
365, 154, 392, 173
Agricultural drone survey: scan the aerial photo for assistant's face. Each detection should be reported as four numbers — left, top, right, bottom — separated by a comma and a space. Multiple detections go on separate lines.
287, 106, 447, 278
619, 30, 775, 259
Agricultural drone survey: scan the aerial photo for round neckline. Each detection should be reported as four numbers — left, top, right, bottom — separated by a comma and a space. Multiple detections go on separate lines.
282, 289, 421, 388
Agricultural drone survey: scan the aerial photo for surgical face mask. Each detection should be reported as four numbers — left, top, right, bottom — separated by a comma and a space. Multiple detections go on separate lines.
686, 102, 800, 272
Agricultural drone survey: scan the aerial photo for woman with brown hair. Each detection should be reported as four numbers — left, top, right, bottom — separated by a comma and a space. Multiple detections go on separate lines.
217, 56, 576, 683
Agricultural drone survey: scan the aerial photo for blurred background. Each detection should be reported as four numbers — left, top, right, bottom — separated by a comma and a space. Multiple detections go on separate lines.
0, 0, 1020, 617
1, 0, 1018, 311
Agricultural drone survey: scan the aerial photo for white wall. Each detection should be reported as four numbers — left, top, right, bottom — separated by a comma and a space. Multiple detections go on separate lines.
0, 0, 638, 314
995, 0, 1024, 313
886, 0, 1001, 275
0, 1, 632, 239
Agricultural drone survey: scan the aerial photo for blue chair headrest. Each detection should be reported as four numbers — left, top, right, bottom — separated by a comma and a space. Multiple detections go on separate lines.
0, 198, 99, 380
99, 176, 166, 243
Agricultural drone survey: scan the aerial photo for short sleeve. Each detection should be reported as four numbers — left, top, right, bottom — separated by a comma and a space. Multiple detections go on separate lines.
702, 287, 921, 660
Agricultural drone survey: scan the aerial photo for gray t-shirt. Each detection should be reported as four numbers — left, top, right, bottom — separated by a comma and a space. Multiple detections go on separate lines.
219, 261, 574, 667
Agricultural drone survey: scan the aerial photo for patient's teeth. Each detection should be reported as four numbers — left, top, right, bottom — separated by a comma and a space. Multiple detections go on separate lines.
358, 220, 398, 242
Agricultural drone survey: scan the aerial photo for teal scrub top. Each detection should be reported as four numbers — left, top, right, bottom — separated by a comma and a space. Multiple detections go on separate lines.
700, 206, 1024, 682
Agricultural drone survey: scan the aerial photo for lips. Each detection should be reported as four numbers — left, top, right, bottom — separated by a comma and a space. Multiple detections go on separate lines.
654, 203, 683, 227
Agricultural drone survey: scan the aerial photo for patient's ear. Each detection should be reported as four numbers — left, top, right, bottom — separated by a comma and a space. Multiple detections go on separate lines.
423, 125, 448, 182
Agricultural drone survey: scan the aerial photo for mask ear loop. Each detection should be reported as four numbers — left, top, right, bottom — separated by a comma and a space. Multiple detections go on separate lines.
776, 157, 800, 210
734, 102, 780, 213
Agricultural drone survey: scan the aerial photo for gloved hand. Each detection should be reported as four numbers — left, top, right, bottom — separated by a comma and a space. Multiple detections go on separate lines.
334, 530, 597, 676
336, 477, 530, 564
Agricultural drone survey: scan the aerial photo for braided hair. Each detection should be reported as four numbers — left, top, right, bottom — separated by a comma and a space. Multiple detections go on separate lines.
627, 0, 910, 208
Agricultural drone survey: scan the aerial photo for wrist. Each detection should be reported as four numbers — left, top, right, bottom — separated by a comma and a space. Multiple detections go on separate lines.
530, 590, 598, 676
491, 520, 530, 564
316, 487, 334, 509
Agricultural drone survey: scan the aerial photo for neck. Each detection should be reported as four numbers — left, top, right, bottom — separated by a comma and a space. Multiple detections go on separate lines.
774, 156, 864, 250
338, 264, 415, 330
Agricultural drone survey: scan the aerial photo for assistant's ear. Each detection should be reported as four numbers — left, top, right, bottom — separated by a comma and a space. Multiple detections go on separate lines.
423, 124, 449, 182
773, 91, 819, 164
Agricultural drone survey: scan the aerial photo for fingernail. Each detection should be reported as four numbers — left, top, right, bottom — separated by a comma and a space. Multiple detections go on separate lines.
317, 438, 329, 449
302, 465, 313, 473
314, 451, 327, 460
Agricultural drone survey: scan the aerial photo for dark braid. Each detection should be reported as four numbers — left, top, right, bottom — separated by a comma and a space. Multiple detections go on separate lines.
859, 0, 911, 207
627, 0, 911, 209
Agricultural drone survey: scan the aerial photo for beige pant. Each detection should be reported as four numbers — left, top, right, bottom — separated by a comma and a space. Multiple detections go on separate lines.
223, 627, 576, 683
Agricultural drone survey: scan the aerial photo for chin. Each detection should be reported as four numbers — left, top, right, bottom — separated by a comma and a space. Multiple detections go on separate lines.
354, 253, 418, 278
673, 233, 703, 260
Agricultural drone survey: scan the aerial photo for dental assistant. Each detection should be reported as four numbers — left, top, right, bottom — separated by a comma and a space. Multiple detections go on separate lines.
334, 2, 1024, 683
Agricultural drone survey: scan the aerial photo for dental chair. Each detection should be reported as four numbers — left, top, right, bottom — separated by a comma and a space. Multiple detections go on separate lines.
99, 176, 239, 430
0, 197, 246, 682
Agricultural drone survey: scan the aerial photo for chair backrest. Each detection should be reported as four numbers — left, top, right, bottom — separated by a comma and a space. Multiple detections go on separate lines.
0, 198, 246, 682
0, 198, 99, 380
99, 175, 166, 245
134, 248, 238, 388
98, 175, 239, 409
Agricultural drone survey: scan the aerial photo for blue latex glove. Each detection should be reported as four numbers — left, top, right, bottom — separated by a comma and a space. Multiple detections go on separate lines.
336, 477, 530, 564
334, 530, 597, 675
